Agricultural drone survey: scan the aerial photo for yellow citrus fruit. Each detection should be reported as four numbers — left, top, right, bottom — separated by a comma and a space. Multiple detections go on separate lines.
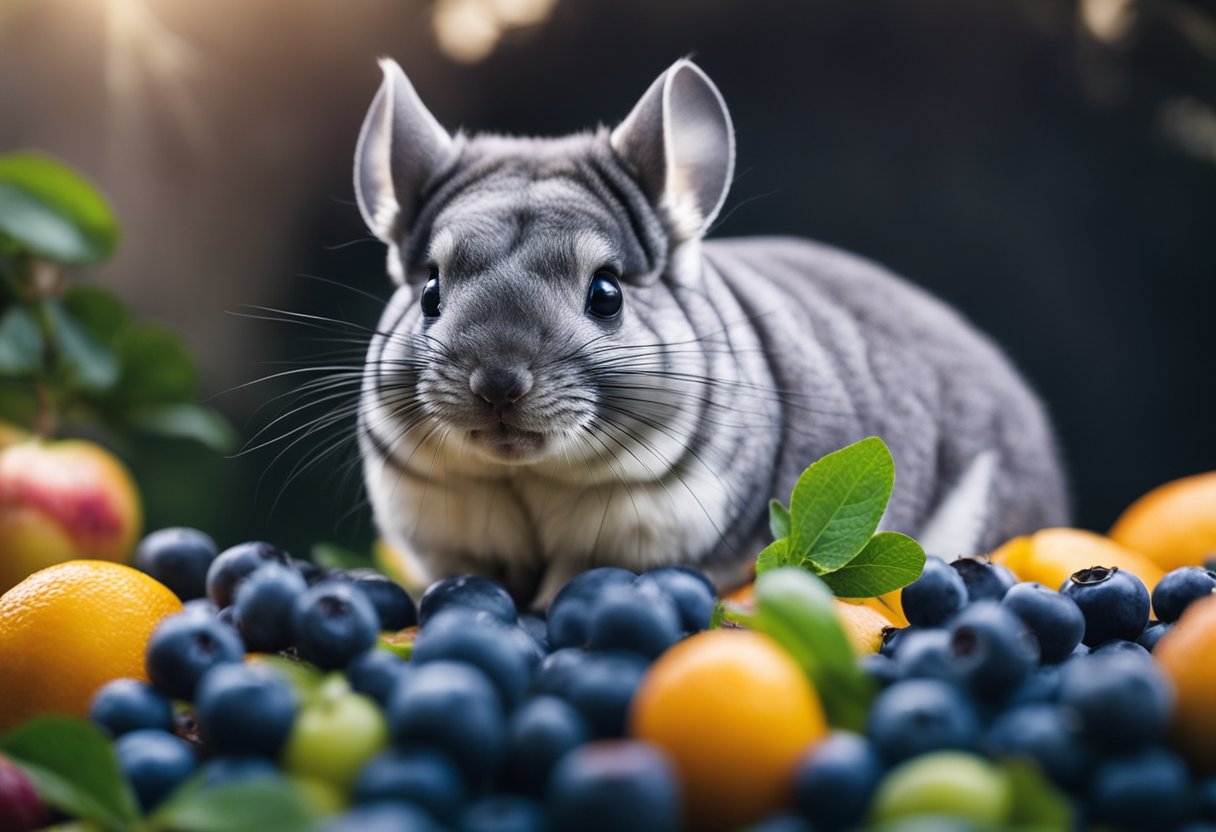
834, 598, 898, 655
724, 582, 899, 655
1154, 594, 1216, 772
0, 439, 143, 594
0, 560, 181, 732
990, 527, 1165, 593
630, 629, 828, 830
1109, 471, 1216, 573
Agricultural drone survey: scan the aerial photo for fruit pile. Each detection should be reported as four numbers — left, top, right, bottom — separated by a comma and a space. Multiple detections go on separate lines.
3, 447, 1216, 831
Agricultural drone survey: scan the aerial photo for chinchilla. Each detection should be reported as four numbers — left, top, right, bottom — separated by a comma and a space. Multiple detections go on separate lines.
352, 57, 1069, 605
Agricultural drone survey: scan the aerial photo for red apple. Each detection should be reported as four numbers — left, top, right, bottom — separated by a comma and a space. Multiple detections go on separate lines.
0, 438, 143, 594
0, 754, 49, 832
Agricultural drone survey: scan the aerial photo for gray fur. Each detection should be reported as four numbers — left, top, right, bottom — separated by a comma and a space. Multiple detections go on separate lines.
353, 58, 1069, 605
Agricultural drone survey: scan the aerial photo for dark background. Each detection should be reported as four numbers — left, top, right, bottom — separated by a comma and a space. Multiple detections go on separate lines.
1, 0, 1214, 556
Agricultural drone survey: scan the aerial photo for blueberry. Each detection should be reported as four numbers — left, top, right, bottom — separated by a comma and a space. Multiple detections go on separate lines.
503, 696, 591, 795
411, 610, 539, 710
533, 648, 587, 698
113, 729, 196, 812
145, 611, 245, 700
1197, 776, 1216, 820
634, 566, 716, 633
291, 580, 380, 669
1153, 566, 1216, 623
206, 541, 291, 609
949, 557, 1017, 602
352, 747, 467, 824
750, 815, 815, 832
892, 629, 958, 683
547, 568, 636, 649
323, 803, 443, 832
89, 679, 174, 737
457, 795, 548, 832
585, 583, 682, 660
1005, 665, 1062, 707
1089, 747, 1191, 830
196, 755, 281, 789
233, 563, 308, 653
1060, 566, 1151, 646
860, 653, 901, 690
1090, 639, 1152, 660
216, 605, 241, 631
547, 741, 680, 832
984, 704, 1090, 788
387, 660, 506, 788
1138, 620, 1173, 652
866, 679, 981, 764
419, 575, 516, 627
134, 528, 218, 601
292, 558, 328, 585
194, 663, 297, 758
561, 650, 650, 738
901, 558, 968, 628
345, 648, 413, 708
1000, 581, 1086, 663
791, 731, 883, 831
949, 602, 1039, 699
1058, 653, 1173, 752
518, 613, 550, 654
344, 569, 418, 631
879, 626, 908, 658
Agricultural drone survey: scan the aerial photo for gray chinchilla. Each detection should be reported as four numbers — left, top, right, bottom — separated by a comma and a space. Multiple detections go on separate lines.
352, 57, 1069, 605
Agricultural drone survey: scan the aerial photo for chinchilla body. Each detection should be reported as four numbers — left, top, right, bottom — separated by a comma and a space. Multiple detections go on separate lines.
353, 58, 1069, 604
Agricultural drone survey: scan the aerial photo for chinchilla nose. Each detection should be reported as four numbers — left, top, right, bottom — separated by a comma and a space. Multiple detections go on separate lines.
470, 366, 533, 413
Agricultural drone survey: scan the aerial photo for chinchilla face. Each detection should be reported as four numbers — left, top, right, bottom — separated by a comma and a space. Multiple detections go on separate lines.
354, 60, 735, 470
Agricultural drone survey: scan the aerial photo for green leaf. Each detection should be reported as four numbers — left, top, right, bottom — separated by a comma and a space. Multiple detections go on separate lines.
752, 568, 873, 731
150, 779, 321, 832
0, 303, 42, 374
768, 499, 791, 539
753, 537, 788, 576
708, 599, 726, 629
311, 542, 373, 571
0, 153, 119, 265
819, 531, 926, 598
0, 717, 139, 832
789, 436, 894, 573
62, 285, 130, 347
1001, 760, 1074, 829
47, 299, 119, 391
129, 403, 238, 453
114, 324, 196, 404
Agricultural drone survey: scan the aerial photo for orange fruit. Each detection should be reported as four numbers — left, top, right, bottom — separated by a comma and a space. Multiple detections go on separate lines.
1109, 471, 1216, 573
990, 527, 1165, 593
1155, 594, 1216, 772
725, 582, 899, 655
0, 560, 181, 732
630, 629, 828, 830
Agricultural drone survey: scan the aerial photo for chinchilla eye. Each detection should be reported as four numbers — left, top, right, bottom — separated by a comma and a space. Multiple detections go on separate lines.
585, 270, 623, 320
421, 269, 441, 318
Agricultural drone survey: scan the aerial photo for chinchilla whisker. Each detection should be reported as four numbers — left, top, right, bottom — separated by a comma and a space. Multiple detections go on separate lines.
576, 424, 647, 560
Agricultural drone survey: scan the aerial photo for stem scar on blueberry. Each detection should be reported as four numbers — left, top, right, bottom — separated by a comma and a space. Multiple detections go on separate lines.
1070, 566, 1117, 585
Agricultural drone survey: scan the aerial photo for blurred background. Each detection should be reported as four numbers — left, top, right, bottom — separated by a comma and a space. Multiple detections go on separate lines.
0, 0, 1213, 556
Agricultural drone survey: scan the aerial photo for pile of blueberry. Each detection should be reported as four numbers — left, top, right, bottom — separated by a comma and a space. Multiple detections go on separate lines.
825, 556, 1216, 832
94, 528, 718, 832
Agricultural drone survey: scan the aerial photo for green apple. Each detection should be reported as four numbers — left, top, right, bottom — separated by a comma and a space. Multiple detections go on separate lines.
870, 751, 1011, 825
280, 676, 388, 790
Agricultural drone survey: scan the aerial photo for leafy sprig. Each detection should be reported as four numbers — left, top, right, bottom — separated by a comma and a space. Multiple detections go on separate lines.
756, 437, 926, 598
0, 151, 233, 451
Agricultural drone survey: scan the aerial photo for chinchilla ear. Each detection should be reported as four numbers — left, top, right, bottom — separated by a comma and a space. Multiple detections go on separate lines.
354, 58, 453, 247
611, 59, 735, 243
